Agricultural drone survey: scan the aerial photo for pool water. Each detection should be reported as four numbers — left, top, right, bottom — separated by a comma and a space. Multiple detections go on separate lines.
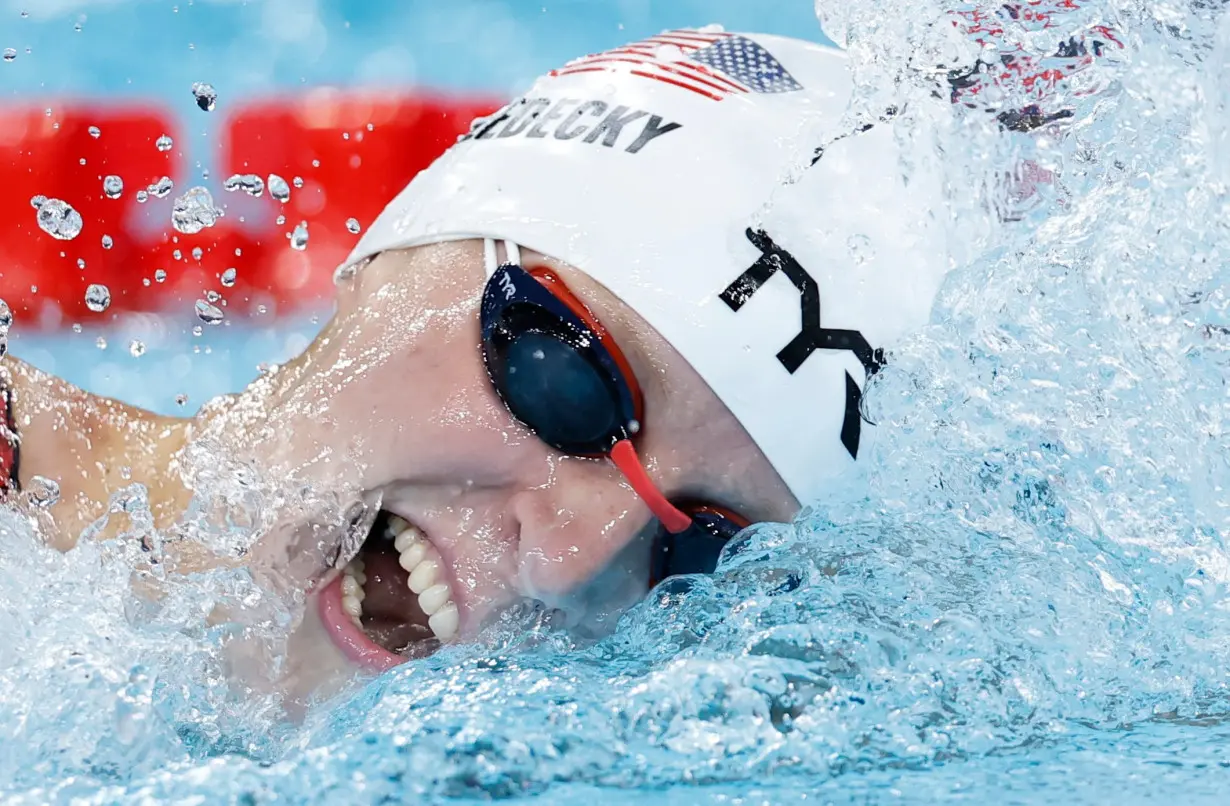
7, 0, 1230, 803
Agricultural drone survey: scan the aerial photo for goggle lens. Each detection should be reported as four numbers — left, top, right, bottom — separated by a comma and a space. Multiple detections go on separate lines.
501, 330, 623, 451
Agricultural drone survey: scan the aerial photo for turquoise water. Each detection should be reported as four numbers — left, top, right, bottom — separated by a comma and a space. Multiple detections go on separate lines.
7, 0, 1230, 803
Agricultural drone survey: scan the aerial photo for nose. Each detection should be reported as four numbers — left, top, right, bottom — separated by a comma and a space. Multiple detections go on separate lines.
507, 453, 656, 602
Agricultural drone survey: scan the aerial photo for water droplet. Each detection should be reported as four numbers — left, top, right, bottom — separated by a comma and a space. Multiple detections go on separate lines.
76, 258, 85, 269
292, 176, 304, 188
171, 186, 222, 234
290, 221, 309, 251
191, 246, 203, 260
195, 299, 223, 325
28, 475, 59, 507
71, 323, 82, 333
175, 393, 188, 406
268, 174, 290, 203
35, 198, 83, 240
129, 339, 145, 357
84, 283, 111, 313
346, 217, 361, 234
205, 289, 220, 303
172, 249, 182, 260
220, 267, 236, 287
102, 175, 123, 199
256, 304, 267, 315
222, 173, 264, 197
191, 325, 202, 337
101, 234, 113, 249
147, 176, 174, 199
154, 269, 166, 283
275, 214, 285, 226
29, 195, 45, 209
88, 125, 100, 138
191, 81, 217, 111
95, 336, 107, 350
155, 134, 173, 152
2, 48, 15, 62
135, 190, 148, 204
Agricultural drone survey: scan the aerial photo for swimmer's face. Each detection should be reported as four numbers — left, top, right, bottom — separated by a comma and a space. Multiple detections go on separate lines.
225, 240, 795, 699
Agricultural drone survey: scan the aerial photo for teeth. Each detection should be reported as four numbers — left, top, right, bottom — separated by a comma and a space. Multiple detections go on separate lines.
418, 583, 451, 616
428, 601, 459, 640
390, 522, 458, 643
342, 561, 365, 628
407, 556, 440, 594
398, 541, 428, 571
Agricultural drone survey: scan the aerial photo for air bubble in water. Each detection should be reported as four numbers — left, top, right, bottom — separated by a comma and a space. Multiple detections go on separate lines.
155, 134, 173, 152
135, 190, 148, 204
36, 198, 83, 240
95, 336, 106, 349
129, 339, 145, 357
2, 48, 15, 62
154, 269, 166, 283
191, 246, 202, 260
175, 393, 188, 406
191, 81, 217, 112
290, 221, 308, 251
194, 299, 223, 325
220, 267, 236, 287
268, 174, 290, 203
292, 176, 303, 188
88, 125, 100, 138
102, 175, 123, 199
76, 258, 85, 269
171, 186, 222, 234
346, 217, 361, 234
147, 176, 173, 199
28, 475, 59, 507
205, 289, 220, 303
84, 283, 110, 313
101, 234, 113, 249
223, 174, 264, 197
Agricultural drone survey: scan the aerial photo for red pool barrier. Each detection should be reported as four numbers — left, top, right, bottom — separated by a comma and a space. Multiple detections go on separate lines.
0, 105, 181, 322
0, 90, 503, 325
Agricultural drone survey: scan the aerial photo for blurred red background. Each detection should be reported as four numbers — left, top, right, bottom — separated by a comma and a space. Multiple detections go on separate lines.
0, 91, 502, 327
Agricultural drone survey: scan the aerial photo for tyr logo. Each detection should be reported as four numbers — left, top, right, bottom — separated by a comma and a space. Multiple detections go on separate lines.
719, 229, 884, 459
497, 269, 517, 301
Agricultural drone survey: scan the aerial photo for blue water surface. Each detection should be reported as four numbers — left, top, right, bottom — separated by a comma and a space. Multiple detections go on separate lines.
6, 0, 1230, 804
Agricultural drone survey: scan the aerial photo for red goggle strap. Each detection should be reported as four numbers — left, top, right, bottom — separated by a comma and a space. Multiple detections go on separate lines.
610, 439, 693, 534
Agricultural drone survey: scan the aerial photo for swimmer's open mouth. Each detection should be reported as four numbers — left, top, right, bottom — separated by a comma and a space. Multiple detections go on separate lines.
319, 511, 459, 670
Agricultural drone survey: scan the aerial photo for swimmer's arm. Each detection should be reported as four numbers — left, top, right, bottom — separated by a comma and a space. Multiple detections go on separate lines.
2, 356, 190, 549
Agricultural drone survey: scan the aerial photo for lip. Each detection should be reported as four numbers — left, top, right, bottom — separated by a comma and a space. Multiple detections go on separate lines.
317, 573, 405, 673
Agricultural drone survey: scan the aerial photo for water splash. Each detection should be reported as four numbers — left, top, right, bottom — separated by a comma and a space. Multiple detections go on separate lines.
9, 0, 1230, 802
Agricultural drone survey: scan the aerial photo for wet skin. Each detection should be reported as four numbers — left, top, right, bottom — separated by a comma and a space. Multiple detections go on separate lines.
4, 239, 797, 701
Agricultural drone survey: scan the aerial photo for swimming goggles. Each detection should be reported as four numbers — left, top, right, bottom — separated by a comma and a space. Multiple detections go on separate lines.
479, 239, 749, 587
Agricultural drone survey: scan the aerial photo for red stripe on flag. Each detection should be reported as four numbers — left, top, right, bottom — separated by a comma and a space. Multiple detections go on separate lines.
560, 52, 742, 92
556, 55, 743, 94
648, 31, 728, 46
629, 69, 724, 101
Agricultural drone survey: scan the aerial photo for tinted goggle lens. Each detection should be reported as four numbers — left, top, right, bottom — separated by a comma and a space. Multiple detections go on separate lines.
650, 507, 747, 587
499, 330, 624, 451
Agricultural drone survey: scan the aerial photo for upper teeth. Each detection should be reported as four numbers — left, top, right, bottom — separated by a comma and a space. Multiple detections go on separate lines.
339, 516, 460, 644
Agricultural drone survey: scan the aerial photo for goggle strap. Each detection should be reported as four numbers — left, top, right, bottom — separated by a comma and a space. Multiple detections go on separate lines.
482, 238, 522, 278
610, 439, 693, 534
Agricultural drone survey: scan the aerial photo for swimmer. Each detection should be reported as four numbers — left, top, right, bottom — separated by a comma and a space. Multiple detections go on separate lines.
1, 24, 1090, 702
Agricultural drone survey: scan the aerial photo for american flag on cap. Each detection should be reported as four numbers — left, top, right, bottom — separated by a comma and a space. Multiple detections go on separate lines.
550, 29, 804, 102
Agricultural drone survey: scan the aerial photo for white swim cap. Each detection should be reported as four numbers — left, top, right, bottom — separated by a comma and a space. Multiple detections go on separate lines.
342, 29, 951, 506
